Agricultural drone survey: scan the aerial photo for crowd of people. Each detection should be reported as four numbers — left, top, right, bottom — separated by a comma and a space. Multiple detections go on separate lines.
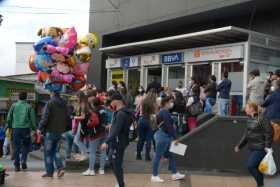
1, 68, 280, 187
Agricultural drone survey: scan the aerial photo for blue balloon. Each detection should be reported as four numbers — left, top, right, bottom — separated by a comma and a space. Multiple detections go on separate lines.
34, 53, 53, 72
44, 82, 63, 93
33, 36, 57, 53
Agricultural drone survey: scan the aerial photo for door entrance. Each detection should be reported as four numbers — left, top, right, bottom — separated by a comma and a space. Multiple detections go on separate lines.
147, 67, 162, 88
127, 69, 140, 97
192, 64, 212, 85
168, 65, 185, 90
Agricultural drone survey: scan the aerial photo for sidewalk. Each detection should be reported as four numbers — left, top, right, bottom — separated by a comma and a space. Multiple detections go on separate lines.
5, 172, 183, 187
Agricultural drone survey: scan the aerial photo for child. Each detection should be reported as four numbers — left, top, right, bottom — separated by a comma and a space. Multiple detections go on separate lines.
2, 128, 12, 158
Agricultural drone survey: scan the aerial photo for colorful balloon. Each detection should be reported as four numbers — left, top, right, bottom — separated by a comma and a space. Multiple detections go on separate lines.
72, 62, 90, 76
35, 53, 53, 72
37, 71, 49, 82
75, 46, 92, 63
71, 75, 86, 90
59, 27, 77, 50
33, 36, 57, 53
50, 69, 74, 84
78, 33, 99, 49
44, 45, 70, 56
29, 52, 37, 72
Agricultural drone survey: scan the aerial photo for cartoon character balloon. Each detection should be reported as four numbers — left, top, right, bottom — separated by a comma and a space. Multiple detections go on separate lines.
29, 26, 98, 93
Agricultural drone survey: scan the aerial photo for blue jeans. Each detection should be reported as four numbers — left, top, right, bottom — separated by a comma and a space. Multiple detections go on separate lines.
63, 131, 79, 159
88, 137, 107, 170
204, 97, 216, 113
74, 123, 88, 154
152, 129, 176, 176
44, 132, 64, 175
218, 98, 230, 116
246, 150, 266, 186
137, 117, 153, 156
12, 128, 31, 167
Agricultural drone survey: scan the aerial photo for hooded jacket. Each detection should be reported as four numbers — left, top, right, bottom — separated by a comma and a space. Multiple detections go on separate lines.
39, 95, 70, 135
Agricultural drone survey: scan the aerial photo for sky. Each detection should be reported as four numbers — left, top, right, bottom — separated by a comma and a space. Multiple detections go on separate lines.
0, 0, 90, 76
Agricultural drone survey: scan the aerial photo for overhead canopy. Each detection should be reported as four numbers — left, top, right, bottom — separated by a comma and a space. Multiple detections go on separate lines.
100, 26, 251, 57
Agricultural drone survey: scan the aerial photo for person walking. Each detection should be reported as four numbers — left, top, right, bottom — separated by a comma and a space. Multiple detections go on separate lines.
186, 86, 201, 131
217, 72, 232, 116
204, 75, 217, 113
262, 80, 280, 122
234, 102, 272, 187
151, 96, 185, 183
136, 92, 156, 161
247, 69, 265, 106
7, 92, 37, 171
101, 93, 133, 187
82, 98, 107, 176
39, 92, 70, 178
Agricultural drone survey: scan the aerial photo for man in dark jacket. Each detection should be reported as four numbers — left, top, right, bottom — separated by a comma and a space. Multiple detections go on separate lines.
217, 72, 232, 116
101, 93, 132, 187
39, 92, 69, 178
262, 80, 280, 122
204, 75, 217, 113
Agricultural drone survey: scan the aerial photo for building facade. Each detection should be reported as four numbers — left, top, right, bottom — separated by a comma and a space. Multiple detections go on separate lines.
89, 0, 280, 89
15, 42, 34, 75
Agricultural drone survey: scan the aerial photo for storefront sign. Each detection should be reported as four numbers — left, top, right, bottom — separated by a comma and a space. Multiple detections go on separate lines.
111, 69, 124, 83
141, 55, 160, 66
160, 52, 183, 64
106, 58, 121, 68
185, 45, 244, 62
121, 56, 139, 68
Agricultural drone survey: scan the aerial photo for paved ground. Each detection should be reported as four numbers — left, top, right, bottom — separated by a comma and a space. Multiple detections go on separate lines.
4, 172, 183, 187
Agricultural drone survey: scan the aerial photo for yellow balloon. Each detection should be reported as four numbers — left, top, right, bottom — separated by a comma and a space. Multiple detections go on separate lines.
79, 33, 99, 49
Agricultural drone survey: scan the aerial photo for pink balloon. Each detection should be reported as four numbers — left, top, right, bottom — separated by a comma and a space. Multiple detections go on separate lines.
59, 27, 77, 50
50, 69, 74, 84
72, 63, 90, 76
45, 45, 70, 56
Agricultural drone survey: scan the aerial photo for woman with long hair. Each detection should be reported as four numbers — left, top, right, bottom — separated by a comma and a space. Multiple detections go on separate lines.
151, 96, 185, 183
234, 102, 273, 187
136, 90, 157, 161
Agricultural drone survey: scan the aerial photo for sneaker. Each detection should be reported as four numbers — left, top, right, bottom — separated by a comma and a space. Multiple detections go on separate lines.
22, 163, 27, 170
136, 154, 142, 160
115, 184, 119, 187
57, 169, 65, 178
41, 173, 53, 178
89, 170, 96, 176
14, 165, 20, 172
82, 169, 91, 176
77, 154, 88, 161
98, 169, 105, 175
151, 176, 164, 183
172, 172, 185, 181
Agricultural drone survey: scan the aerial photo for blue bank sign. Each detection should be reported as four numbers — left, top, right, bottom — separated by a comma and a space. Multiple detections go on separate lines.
160, 52, 183, 64
121, 57, 139, 68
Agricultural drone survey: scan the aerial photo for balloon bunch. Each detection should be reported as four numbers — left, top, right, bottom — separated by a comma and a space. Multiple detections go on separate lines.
29, 26, 98, 93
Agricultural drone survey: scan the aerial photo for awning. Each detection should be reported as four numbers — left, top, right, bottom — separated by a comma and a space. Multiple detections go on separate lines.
99, 26, 250, 57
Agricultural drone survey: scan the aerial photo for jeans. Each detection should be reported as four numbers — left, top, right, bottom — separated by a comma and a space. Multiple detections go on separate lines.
44, 132, 64, 175
12, 128, 31, 167
137, 117, 153, 156
218, 98, 230, 116
204, 97, 216, 114
63, 131, 79, 159
246, 150, 266, 186
88, 137, 106, 170
73, 123, 88, 154
110, 146, 126, 187
152, 129, 177, 176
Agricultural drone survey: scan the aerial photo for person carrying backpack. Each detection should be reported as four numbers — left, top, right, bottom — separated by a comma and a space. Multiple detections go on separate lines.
7, 92, 37, 172
101, 93, 133, 187
82, 98, 107, 176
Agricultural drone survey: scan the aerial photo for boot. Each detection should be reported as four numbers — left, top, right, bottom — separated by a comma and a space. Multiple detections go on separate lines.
136, 153, 142, 160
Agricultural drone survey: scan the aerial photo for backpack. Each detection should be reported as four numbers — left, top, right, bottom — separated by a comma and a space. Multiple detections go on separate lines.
87, 112, 100, 129
188, 101, 203, 116
272, 122, 280, 144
